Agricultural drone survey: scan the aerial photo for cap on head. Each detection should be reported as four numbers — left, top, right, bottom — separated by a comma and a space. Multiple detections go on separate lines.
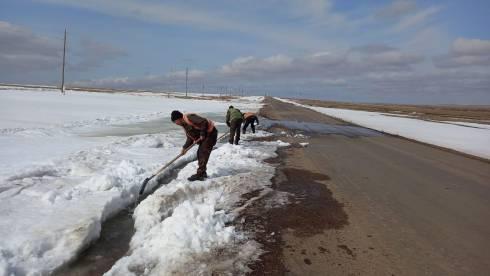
229, 105, 234, 109
171, 110, 183, 122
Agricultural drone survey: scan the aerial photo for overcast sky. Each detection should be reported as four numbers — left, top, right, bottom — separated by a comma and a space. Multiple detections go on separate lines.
1, 0, 489, 104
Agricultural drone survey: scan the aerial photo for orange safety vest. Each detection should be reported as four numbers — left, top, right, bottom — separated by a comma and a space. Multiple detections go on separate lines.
183, 113, 215, 134
244, 112, 255, 119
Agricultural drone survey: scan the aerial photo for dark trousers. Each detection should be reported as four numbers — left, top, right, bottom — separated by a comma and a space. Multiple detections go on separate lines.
242, 118, 256, 134
229, 118, 243, 145
197, 128, 218, 175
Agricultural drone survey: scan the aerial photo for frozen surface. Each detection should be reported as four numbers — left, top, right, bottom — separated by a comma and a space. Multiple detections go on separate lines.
260, 118, 380, 137
276, 98, 490, 159
0, 88, 263, 275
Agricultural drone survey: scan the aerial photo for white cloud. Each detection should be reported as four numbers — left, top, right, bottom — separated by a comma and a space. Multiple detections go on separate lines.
392, 6, 441, 32
405, 26, 449, 54
434, 38, 490, 68
375, 0, 417, 19
363, 51, 423, 67
0, 21, 61, 74
452, 38, 490, 56
37, 0, 338, 50
78, 45, 425, 88
167, 69, 206, 79
0, 20, 126, 81
69, 38, 127, 71
219, 55, 293, 76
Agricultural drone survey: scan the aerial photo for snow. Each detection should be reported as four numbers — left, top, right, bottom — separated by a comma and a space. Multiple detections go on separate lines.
106, 140, 287, 275
276, 98, 490, 159
441, 121, 490, 130
0, 88, 264, 275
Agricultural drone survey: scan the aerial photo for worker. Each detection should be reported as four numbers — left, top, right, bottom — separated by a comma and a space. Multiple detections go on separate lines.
242, 112, 260, 134
171, 110, 217, 181
226, 105, 243, 145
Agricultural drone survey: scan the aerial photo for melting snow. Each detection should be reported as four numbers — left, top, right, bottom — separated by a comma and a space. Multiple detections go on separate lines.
0, 88, 264, 275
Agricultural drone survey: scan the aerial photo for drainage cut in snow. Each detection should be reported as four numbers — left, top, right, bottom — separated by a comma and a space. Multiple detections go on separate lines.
106, 139, 289, 275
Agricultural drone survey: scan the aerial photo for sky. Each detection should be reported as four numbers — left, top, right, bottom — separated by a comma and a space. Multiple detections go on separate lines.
1, 0, 489, 104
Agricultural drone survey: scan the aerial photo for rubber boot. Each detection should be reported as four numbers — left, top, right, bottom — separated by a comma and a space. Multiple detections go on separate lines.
188, 173, 205, 181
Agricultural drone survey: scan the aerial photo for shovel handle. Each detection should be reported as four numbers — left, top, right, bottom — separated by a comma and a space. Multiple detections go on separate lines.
138, 142, 197, 196
138, 132, 228, 197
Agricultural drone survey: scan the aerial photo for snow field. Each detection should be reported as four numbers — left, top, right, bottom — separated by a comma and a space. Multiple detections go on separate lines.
0, 88, 265, 275
276, 98, 490, 159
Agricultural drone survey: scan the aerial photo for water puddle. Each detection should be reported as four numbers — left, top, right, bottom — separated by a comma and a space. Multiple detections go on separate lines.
80, 112, 228, 138
261, 119, 381, 137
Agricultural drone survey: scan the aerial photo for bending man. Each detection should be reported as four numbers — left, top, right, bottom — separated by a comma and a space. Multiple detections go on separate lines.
226, 105, 243, 145
171, 110, 218, 181
242, 112, 259, 134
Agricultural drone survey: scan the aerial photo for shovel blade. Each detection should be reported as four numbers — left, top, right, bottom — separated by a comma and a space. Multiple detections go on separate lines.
139, 177, 151, 195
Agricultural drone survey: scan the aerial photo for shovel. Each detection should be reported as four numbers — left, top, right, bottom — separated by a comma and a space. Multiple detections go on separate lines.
138, 131, 230, 196
138, 141, 196, 196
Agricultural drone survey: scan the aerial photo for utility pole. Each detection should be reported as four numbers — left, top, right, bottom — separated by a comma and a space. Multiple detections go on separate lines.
61, 28, 67, 95
185, 66, 189, 97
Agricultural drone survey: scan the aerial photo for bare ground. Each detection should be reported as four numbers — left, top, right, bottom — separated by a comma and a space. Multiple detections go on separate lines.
244, 97, 490, 275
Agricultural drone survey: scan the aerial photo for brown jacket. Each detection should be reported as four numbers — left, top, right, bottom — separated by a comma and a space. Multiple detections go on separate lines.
182, 114, 215, 148
243, 112, 259, 124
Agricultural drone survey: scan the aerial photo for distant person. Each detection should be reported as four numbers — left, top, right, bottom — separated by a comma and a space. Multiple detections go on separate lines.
226, 105, 243, 145
171, 110, 217, 181
242, 112, 259, 134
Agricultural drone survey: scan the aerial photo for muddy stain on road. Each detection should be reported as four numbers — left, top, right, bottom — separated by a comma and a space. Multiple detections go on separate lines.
270, 166, 348, 237
242, 145, 348, 275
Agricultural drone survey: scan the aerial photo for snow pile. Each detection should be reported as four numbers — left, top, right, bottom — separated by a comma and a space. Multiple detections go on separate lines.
0, 134, 186, 275
276, 98, 490, 159
106, 140, 288, 275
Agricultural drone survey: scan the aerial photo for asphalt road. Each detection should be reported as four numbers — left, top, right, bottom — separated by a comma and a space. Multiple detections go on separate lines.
259, 97, 490, 275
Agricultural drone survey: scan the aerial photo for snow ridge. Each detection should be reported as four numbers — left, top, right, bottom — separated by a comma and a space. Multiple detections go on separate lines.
106, 139, 288, 275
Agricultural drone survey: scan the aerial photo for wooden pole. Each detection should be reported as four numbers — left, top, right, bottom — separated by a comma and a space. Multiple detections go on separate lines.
61, 29, 67, 95
185, 66, 188, 97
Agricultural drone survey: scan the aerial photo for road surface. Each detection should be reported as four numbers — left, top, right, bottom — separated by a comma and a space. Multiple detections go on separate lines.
251, 97, 490, 275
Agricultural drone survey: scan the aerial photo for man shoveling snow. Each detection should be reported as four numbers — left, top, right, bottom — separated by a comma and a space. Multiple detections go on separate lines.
171, 110, 218, 181
226, 105, 244, 145
242, 112, 260, 134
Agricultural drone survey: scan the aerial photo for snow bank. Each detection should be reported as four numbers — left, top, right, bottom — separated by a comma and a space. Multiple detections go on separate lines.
276, 98, 490, 159
106, 139, 288, 275
0, 134, 185, 275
